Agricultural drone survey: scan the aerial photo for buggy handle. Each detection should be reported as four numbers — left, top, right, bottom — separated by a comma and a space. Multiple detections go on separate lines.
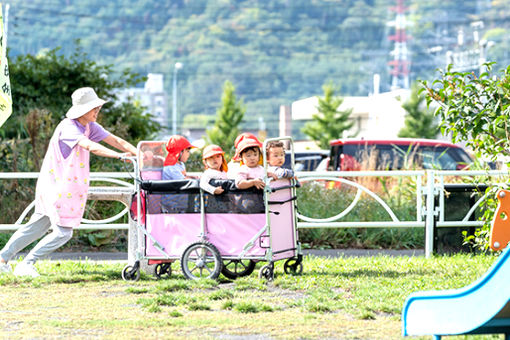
270, 182, 301, 192
268, 196, 297, 205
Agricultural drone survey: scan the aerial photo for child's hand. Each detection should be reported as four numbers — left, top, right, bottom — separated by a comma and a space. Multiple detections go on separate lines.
267, 172, 278, 180
213, 187, 224, 195
252, 178, 265, 189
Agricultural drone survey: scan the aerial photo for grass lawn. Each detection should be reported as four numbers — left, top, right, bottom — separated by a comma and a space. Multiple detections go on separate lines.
0, 254, 505, 339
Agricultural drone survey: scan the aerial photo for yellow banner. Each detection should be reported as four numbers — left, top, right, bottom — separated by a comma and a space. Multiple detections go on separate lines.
0, 4, 12, 128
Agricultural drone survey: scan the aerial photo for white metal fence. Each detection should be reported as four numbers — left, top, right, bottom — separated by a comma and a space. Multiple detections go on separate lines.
1, 169, 508, 257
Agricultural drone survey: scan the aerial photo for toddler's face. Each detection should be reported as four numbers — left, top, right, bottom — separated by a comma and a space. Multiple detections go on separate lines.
179, 148, 191, 163
205, 154, 223, 171
241, 148, 260, 168
268, 147, 285, 167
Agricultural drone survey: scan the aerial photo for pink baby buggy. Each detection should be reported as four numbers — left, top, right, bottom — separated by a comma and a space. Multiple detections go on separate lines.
123, 137, 302, 281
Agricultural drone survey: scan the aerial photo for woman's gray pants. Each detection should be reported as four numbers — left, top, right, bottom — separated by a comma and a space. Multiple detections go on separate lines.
0, 213, 73, 264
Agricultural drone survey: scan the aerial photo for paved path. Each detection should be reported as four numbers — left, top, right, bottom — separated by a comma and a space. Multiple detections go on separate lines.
15, 248, 425, 261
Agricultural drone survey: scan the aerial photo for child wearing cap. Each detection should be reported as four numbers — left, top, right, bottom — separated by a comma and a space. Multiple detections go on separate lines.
227, 132, 263, 179
234, 138, 276, 189
162, 135, 194, 180
200, 144, 228, 195
266, 141, 295, 179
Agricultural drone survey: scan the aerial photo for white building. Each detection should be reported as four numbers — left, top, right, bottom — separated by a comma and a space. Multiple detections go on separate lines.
289, 88, 412, 141
116, 73, 168, 133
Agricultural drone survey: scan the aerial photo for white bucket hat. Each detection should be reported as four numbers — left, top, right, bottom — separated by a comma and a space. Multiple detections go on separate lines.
65, 87, 107, 119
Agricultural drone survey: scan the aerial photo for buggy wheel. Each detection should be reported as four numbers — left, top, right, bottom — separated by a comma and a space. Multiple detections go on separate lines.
181, 242, 222, 280
122, 264, 140, 281
284, 258, 303, 275
154, 263, 172, 279
221, 259, 256, 279
258, 264, 274, 281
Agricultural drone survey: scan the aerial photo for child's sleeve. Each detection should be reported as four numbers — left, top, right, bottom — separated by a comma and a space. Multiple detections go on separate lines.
274, 167, 294, 179
200, 171, 217, 195
234, 168, 249, 188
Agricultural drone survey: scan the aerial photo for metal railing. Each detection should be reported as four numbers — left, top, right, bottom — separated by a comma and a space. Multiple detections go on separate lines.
0, 172, 135, 230
1, 169, 508, 257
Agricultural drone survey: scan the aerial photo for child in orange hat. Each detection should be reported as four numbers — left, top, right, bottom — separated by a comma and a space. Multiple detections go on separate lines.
162, 135, 195, 180
200, 144, 228, 195
234, 138, 276, 189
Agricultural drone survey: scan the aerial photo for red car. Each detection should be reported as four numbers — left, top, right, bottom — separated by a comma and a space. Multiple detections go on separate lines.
328, 138, 473, 171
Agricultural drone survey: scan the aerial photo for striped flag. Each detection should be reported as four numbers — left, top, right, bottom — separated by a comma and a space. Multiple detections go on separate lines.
0, 3, 11, 128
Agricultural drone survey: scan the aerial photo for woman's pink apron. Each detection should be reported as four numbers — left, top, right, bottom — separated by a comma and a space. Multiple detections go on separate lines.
34, 122, 91, 228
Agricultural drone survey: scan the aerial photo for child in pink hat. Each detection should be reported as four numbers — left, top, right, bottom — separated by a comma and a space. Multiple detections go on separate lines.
227, 132, 263, 179
234, 138, 276, 189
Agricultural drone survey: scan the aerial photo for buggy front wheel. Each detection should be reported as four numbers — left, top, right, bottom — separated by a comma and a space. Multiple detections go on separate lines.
180, 242, 222, 280
258, 264, 274, 281
221, 259, 256, 279
122, 263, 140, 281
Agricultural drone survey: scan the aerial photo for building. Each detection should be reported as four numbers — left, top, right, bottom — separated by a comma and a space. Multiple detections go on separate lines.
282, 88, 413, 149
116, 73, 168, 136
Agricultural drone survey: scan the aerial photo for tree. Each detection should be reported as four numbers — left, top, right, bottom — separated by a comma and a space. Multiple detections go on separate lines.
421, 62, 510, 251
206, 80, 245, 158
398, 83, 439, 139
301, 83, 354, 149
421, 63, 509, 161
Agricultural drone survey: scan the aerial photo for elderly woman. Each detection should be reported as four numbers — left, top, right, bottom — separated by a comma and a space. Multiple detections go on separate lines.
0, 87, 137, 277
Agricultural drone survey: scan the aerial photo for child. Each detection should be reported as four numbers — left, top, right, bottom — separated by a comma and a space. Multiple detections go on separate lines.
162, 135, 195, 180
227, 132, 263, 179
200, 144, 228, 195
161, 135, 195, 213
234, 138, 276, 189
266, 141, 295, 179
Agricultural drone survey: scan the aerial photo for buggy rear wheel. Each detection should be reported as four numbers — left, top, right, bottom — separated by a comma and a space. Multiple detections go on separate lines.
284, 258, 303, 275
154, 263, 172, 279
221, 259, 256, 279
181, 242, 222, 280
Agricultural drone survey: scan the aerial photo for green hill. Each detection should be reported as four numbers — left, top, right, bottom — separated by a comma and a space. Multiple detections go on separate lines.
7, 0, 510, 136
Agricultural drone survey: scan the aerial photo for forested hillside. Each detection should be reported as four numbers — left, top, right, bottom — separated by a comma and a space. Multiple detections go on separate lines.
6, 0, 510, 136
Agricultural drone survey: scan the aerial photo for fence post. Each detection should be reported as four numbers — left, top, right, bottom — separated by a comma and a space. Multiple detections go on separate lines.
425, 170, 436, 258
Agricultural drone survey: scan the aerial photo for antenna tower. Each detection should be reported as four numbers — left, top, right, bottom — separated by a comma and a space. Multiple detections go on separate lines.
388, 0, 410, 89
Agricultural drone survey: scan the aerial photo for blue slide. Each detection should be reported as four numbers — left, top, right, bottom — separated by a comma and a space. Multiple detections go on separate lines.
402, 246, 510, 339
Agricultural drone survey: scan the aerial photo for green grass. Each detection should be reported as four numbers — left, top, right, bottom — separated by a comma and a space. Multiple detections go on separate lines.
0, 254, 505, 339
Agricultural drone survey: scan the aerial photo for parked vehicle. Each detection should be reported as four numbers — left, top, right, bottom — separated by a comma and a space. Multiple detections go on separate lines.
327, 138, 473, 171
284, 150, 329, 171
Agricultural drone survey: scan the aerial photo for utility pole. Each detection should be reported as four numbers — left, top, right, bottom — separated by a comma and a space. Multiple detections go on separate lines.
171, 62, 183, 136
445, 21, 494, 75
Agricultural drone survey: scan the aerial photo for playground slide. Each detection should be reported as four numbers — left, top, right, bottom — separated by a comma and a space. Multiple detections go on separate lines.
402, 245, 510, 337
